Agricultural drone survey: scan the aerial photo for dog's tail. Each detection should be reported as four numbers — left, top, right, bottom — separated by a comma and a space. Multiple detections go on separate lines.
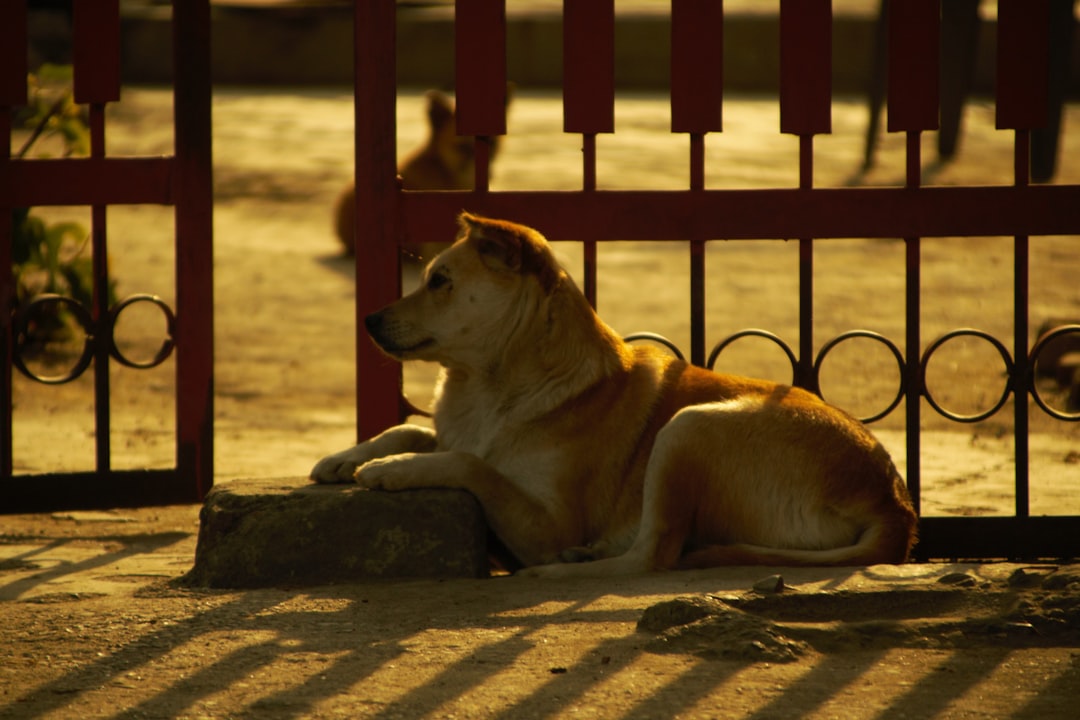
676, 515, 917, 569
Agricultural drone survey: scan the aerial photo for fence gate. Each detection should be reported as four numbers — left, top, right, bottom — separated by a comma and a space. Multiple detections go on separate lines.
1, 0, 213, 512
353, 0, 1080, 561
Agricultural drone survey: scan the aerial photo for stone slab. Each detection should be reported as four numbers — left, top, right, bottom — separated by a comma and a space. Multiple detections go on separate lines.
184, 477, 489, 587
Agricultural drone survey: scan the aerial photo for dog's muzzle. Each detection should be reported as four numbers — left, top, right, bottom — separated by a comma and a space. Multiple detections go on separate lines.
365, 311, 432, 355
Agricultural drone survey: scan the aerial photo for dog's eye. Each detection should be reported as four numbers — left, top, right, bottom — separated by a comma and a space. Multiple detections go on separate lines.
427, 273, 450, 291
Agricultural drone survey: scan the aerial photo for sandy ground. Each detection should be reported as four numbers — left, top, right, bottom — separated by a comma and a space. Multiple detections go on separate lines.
3, 88, 1080, 717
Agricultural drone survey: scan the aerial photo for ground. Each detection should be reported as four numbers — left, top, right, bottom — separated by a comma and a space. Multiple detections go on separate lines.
3, 88, 1080, 717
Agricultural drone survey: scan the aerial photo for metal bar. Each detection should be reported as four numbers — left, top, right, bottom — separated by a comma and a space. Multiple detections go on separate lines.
886, 0, 940, 133
996, 0, 1049, 131
73, 0, 121, 105
0, 106, 11, 478
89, 105, 111, 474
0, 1, 28, 106
916, 516, 1080, 561
563, 0, 614, 135
354, 0, 402, 439
689, 133, 706, 367
1014, 130, 1031, 518
563, 0, 612, 310
779, 0, 832, 136
797, 135, 817, 393
400, 185, 1080, 241
454, 0, 507, 137
1, 158, 175, 205
671, 0, 724, 134
1, 470, 194, 514
905, 131, 923, 516
582, 133, 598, 309
173, 0, 215, 499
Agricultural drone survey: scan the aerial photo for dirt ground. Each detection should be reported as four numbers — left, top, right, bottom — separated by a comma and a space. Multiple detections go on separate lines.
3, 88, 1080, 718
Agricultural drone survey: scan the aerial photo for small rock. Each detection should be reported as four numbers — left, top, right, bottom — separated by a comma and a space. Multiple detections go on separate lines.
937, 572, 978, 587
1008, 567, 1053, 588
753, 574, 785, 593
1043, 572, 1080, 590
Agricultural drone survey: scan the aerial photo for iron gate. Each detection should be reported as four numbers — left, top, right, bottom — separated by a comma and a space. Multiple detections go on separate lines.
352, 0, 1080, 560
1, 0, 213, 512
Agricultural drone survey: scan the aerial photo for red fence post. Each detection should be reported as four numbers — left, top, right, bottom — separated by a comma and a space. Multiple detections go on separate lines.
888, 0, 940, 518
780, 0, 832, 393
173, 0, 215, 497
563, 0, 615, 308
354, 0, 403, 441
997, 0, 1050, 518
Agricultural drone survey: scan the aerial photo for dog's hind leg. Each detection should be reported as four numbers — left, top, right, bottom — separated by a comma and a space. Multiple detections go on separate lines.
521, 409, 708, 578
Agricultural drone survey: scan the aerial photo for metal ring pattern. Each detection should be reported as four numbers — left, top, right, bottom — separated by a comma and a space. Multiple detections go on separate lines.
623, 332, 686, 361
12, 295, 96, 385
919, 328, 1014, 423
706, 329, 799, 384
12, 293, 177, 384
108, 294, 177, 369
814, 330, 906, 424
1028, 324, 1080, 421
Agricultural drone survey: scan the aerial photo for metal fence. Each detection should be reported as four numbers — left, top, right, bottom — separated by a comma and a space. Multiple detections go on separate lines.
3, 0, 1078, 560
1, 0, 212, 511
353, 0, 1080, 560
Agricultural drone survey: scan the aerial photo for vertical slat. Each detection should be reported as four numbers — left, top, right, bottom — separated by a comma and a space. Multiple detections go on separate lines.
905, 131, 922, 517
781, 0, 830, 392
887, 0, 940, 133
996, 0, 1046, 518
564, 0, 615, 134
996, 0, 1049, 131
564, 0, 612, 309
689, 134, 706, 366
671, 0, 723, 134
779, 0, 832, 136
0, 1, 28, 106
0, 2, 22, 478
173, 0, 215, 498
455, 0, 508, 136
797, 137, 817, 393
355, 0, 402, 441
73, 0, 121, 105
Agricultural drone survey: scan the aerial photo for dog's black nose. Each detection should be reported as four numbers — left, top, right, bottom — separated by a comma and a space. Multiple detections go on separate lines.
364, 313, 382, 335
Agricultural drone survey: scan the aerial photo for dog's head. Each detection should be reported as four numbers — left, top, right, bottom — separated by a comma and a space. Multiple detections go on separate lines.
365, 212, 563, 368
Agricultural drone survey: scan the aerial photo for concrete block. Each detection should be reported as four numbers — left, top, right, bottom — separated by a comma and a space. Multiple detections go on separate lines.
184, 477, 489, 587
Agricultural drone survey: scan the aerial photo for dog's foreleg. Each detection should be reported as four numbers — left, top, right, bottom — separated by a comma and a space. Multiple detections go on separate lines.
310, 424, 438, 484
356, 450, 571, 567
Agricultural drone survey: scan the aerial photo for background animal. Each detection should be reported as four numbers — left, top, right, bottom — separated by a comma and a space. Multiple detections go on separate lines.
332, 89, 510, 258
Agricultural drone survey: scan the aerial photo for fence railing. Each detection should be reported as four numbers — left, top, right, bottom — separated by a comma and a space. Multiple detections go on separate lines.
353, 0, 1080, 560
1, 0, 212, 512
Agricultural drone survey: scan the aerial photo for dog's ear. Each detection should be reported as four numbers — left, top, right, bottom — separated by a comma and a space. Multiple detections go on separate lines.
426, 90, 455, 130
459, 212, 560, 293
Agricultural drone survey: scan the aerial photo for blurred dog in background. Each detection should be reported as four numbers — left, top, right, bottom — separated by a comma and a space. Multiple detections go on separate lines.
333, 89, 511, 258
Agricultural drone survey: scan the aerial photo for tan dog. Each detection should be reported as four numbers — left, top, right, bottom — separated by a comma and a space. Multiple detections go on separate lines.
333, 90, 508, 257
311, 213, 918, 576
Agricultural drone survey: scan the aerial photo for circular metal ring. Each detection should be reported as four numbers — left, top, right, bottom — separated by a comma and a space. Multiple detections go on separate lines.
920, 328, 1014, 423
1028, 324, 1080, 421
12, 294, 96, 385
107, 294, 177, 369
706, 329, 798, 385
623, 332, 686, 361
814, 330, 906, 424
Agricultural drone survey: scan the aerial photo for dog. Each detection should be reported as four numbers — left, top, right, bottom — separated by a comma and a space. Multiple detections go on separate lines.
311, 213, 918, 576
333, 89, 509, 257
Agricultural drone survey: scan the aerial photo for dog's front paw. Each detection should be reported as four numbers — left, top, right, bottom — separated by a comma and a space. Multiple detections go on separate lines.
310, 451, 362, 484
354, 455, 416, 491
